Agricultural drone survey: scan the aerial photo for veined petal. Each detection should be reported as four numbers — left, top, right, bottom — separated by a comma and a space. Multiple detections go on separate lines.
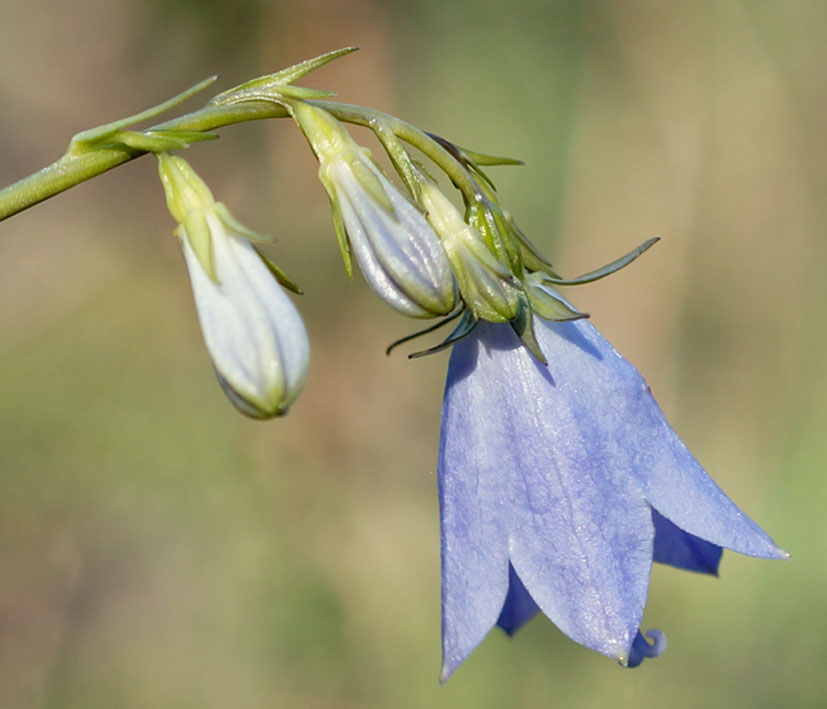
536, 315, 787, 560
438, 338, 511, 680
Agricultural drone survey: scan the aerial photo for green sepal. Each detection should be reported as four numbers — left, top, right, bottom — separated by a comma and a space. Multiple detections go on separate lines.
254, 248, 303, 295
466, 162, 498, 194
408, 309, 478, 359
468, 177, 525, 275
178, 212, 217, 283
469, 201, 523, 276
467, 203, 505, 262
541, 237, 661, 286
527, 283, 589, 322
385, 310, 463, 356
319, 174, 353, 278
67, 75, 217, 155
210, 47, 357, 105
214, 203, 272, 243
371, 120, 421, 200
510, 298, 547, 365
349, 152, 395, 214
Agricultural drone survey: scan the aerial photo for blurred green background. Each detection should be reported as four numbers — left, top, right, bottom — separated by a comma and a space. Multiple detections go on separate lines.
0, 1, 823, 707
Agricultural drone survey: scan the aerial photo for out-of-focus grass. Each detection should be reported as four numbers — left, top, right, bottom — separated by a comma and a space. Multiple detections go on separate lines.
0, 1, 824, 707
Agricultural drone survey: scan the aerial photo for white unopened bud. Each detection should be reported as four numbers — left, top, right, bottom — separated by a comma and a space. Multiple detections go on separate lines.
158, 153, 310, 418
291, 102, 457, 319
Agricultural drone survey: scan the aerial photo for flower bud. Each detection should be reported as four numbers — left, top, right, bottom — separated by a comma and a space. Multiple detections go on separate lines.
158, 153, 310, 418
418, 181, 521, 323
291, 102, 456, 319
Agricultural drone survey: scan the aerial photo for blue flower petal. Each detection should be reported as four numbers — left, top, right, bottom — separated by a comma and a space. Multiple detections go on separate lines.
496, 564, 539, 636
535, 318, 786, 560
438, 334, 512, 681
438, 314, 786, 677
652, 508, 722, 575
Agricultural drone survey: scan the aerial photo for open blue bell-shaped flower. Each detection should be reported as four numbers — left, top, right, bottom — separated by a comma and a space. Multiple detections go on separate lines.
438, 311, 787, 679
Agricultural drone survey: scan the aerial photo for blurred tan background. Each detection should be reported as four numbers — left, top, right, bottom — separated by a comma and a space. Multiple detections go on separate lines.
0, 1, 823, 707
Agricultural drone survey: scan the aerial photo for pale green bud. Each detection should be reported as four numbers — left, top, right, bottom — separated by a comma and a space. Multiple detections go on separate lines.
157, 154, 310, 418
419, 181, 521, 323
291, 102, 457, 319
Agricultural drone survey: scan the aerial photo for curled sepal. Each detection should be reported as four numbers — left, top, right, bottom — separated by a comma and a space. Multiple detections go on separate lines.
540, 237, 661, 286
525, 273, 589, 322
210, 47, 357, 106
67, 75, 217, 156
292, 102, 456, 318
624, 630, 667, 668
419, 181, 521, 323
408, 309, 478, 359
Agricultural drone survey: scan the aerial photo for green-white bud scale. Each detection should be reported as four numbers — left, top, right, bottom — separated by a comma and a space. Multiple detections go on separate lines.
158, 153, 310, 418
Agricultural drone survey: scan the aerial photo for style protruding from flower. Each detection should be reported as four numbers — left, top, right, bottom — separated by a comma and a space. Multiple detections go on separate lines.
158, 152, 310, 419
288, 101, 457, 319
437, 306, 788, 680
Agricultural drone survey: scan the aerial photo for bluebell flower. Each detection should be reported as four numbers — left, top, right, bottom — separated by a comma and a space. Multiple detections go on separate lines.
438, 313, 787, 679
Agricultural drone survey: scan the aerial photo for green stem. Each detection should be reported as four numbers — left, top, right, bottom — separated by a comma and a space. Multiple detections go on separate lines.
0, 95, 486, 225
0, 102, 289, 222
